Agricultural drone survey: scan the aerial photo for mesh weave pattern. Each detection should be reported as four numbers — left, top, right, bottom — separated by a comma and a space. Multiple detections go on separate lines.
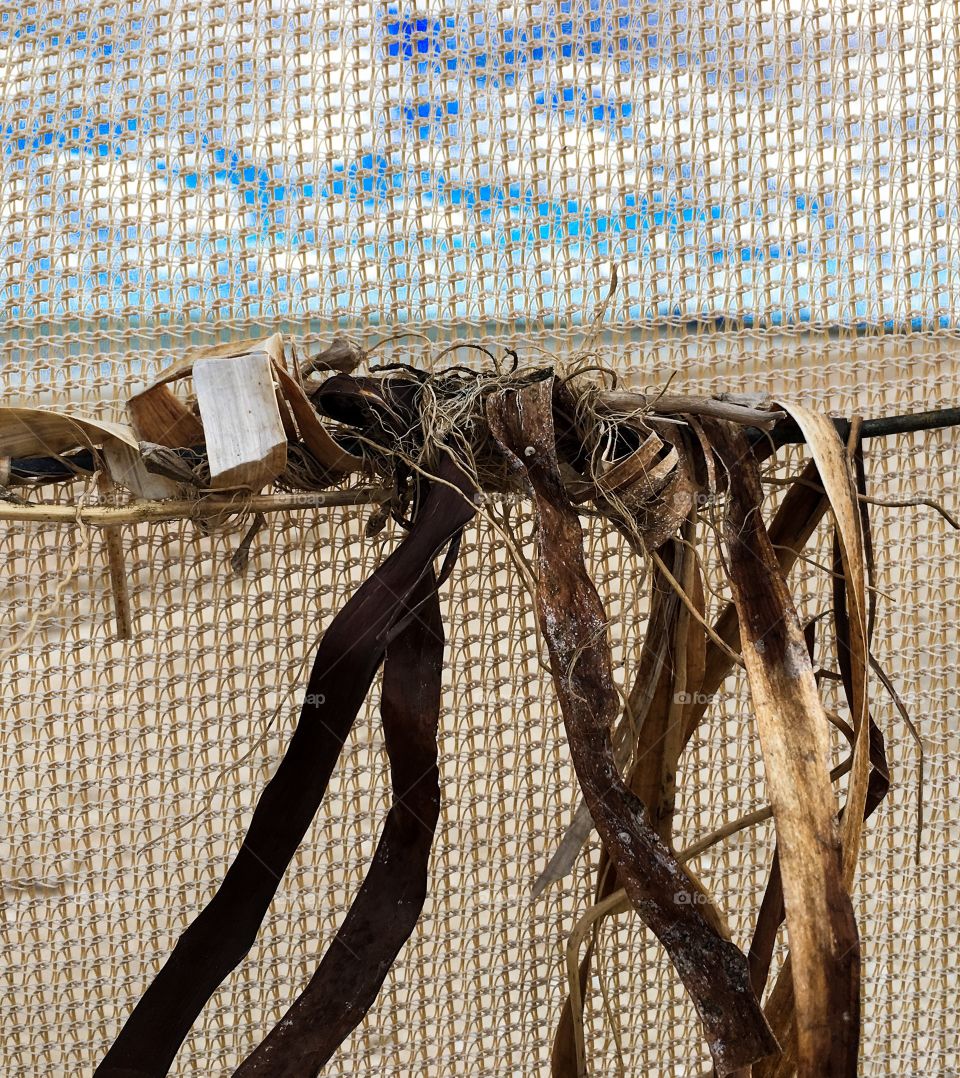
0, 4, 958, 1076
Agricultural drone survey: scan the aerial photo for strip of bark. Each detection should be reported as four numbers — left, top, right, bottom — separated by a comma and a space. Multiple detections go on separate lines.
234, 564, 448, 1075
535, 456, 831, 896
553, 530, 717, 1076
95, 458, 476, 1078
486, 381, 776, 1077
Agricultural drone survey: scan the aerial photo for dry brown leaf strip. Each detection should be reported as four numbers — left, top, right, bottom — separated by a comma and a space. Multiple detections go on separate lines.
486, 377, 777, 1077
95, 456, 475, 1078
704, 418, 860, 1078
234, 565, 449, 1076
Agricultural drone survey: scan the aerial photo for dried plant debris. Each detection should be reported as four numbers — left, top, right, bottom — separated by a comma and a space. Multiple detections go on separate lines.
94, 453, 475, 1078
705, 418, 860, 1077
234, 566, 446, 1076
486, 379, 777, 1076
3, 335, 950, 1076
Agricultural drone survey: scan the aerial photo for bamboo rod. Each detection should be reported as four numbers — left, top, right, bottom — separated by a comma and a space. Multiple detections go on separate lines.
0, 487, 391, 526
97, 470, 133, 639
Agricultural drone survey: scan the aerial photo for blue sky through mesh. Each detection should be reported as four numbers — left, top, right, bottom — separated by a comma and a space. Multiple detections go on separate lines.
0, 3, 952, 330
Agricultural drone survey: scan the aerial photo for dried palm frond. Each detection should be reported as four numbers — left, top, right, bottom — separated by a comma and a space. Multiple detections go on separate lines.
1, 333, 952, 1078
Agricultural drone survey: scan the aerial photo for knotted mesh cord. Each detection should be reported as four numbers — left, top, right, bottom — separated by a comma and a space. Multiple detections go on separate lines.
0, 4, 957, 1076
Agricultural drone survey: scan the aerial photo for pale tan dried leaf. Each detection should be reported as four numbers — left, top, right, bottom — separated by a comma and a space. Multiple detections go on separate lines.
192, 351, 287, 491
148, 332, 286, 388
775, 402, 870, 885
708, 418, 859, 1078
101, 441, 181, 500
0, 406, 138, 459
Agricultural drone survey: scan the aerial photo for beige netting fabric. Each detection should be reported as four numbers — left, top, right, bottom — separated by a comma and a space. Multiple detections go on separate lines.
0, 4, 957, 1076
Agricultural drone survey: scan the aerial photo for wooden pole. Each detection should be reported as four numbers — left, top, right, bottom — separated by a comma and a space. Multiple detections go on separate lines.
96, 470, 133, 639
1, 405, 956, 528
0, 487, 391, 527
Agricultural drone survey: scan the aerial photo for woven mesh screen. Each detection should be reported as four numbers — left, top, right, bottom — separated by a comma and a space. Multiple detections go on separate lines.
0, 3, 957, 1076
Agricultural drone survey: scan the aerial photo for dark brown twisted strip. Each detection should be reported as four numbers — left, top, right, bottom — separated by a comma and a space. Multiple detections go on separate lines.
233, 561, 448, 1075
95, 456, 476, 1078
485, 377, 777, 1077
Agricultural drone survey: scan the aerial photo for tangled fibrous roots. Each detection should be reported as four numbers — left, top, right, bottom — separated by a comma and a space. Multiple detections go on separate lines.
338, 360, 555, 497
357, 357, 657, 479
304, 346, 704, 557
